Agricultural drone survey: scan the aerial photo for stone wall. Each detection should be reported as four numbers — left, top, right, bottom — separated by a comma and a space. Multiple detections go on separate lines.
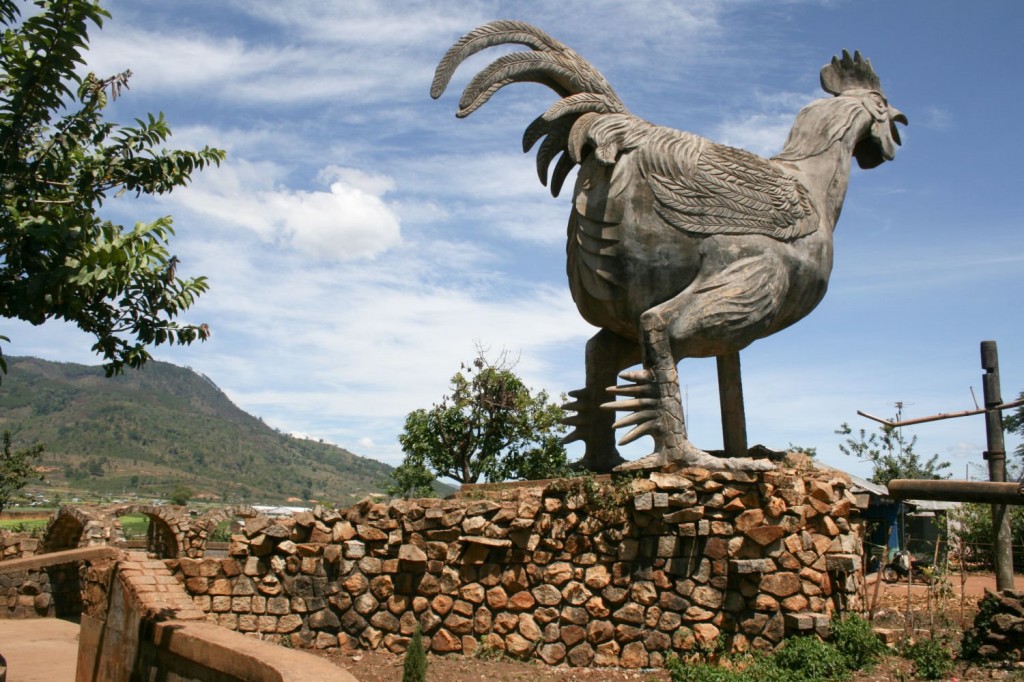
0, 564, 56, 617
78, 550, 355, 682
172, 462, 865, 668
0, 546, 119, 619
0, 530, 40, 561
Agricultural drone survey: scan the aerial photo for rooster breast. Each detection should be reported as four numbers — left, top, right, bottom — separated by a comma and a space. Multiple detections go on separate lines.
567, 116, 827, 348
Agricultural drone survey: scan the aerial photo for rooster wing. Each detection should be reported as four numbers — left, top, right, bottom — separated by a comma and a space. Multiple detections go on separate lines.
574, 115, 817, 241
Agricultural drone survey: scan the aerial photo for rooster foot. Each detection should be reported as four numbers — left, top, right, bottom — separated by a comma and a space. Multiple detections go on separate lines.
614, 446, 776, 473
562, 387, 625, 472
602, 368, 774, 472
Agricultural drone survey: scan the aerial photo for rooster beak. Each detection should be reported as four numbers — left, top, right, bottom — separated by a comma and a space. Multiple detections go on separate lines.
890, 108, 908, 146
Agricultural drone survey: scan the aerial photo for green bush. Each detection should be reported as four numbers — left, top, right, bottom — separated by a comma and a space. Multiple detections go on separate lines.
667, 630, 882, 682
666, 655, 747, 682
403, 625, 428, 682
771, 635, 851, 682
830, 613, 887, 670
902, 638, 954, 680
667, 640, 850, 682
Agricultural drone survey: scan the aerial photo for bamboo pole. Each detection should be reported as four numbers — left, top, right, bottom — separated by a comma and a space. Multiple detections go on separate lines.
857, 397, 1024, 428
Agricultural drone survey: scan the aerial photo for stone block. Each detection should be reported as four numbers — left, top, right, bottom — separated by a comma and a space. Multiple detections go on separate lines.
747, 525, 786, 546
664, 507, 704, 523
825, 553, 861, 573
760, 572, 801, 598
729, 559, 775, 574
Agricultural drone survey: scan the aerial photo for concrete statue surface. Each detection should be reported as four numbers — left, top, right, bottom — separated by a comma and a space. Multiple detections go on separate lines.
432, 21, 907, 473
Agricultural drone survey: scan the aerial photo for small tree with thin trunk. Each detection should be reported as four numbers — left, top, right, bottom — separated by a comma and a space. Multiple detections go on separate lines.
0, 432, 43, 515
394, 351, 568, 486
402, 625, 428, 682
836, 402, 950, 486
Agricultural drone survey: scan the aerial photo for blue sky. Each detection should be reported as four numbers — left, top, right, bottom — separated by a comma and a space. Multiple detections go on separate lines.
5, 0, 1022, 482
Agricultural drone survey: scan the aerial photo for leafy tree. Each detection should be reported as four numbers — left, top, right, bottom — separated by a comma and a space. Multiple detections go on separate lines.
836, 403, 950, 485
0, 0, 224, 380
949, 502, 1024, 569
1003, 390, 1024, 474
170, 484, 191, 506
787, 443, 817, 458
395, 352, 569, 485
380, 456, 437, 499
0, 431, 43, 514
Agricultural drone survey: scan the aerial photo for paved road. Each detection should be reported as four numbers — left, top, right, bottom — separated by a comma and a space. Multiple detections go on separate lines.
0, 618, 79, 681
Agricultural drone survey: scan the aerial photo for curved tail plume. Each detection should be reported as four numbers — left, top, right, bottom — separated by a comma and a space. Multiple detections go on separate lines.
431, 20, 628, 195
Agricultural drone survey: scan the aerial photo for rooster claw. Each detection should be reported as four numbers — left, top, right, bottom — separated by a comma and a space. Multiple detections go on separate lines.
614, 445, 776, 473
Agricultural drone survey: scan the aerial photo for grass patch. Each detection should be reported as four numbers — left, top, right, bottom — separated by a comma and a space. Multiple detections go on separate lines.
119, 513, 150, 538
667, 615, 889, 682
0, 518, 48, 532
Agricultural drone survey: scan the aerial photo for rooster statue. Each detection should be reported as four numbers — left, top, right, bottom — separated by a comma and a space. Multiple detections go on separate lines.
431, 21, 907, 473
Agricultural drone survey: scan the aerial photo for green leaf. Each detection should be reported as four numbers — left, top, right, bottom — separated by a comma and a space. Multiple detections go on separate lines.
0, 0, 224, 378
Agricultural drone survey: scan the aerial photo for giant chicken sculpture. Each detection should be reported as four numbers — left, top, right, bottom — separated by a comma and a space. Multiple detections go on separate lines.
431, 21, 907, 473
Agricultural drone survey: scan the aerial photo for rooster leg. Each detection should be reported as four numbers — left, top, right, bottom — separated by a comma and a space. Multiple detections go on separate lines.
605, 313, 705, 471
608, 272, 776, 472
563, 329, 640, 473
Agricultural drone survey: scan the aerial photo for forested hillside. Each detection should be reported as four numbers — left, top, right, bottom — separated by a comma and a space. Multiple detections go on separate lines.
0, 356, 398, 504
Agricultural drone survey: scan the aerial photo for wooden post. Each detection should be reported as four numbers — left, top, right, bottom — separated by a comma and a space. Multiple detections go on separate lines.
717, 351, 748, 457
868, 523, 891, 621
981, 340, 1014, 591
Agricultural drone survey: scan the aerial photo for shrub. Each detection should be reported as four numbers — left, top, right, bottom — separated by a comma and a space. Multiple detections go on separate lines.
771, 635, 851, 682
830, 613, 887, 670
402, 625, 428, 682
667, 643, 847, 682
902, 637, 954, 680
666, 654, 746, 682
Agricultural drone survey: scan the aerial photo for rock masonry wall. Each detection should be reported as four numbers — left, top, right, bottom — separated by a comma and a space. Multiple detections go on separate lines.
171, 461, 865, 668
0, 530, 40, 560
963, 589, 1024, 662
0, 564, 57, 617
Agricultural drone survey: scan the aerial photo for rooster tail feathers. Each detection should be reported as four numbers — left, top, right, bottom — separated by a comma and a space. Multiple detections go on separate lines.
542, 92, 624, 123
430, 20, 563, 99
433, 20, 628, 195
523, 93, 613, 155
531, 117, 573, 188
431, 20, 621, 104
458, 51, 579, 117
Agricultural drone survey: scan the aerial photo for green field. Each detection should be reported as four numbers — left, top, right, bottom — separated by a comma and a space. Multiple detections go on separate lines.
119, 513, 149, 538
0, 518, 48, 533
1, 512, 151, 537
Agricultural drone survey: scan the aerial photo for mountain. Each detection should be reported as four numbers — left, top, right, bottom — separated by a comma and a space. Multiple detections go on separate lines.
0, 356, 406, 505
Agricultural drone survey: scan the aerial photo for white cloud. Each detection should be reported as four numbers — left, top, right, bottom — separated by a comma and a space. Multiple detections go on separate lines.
716, 113, 794, 157
178, 161, 402, 261
87, 30, 281, 92
712, 89, 821, 157
920, 106, 953, 131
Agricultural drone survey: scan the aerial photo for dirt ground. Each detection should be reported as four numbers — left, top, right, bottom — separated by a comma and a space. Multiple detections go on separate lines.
315, 572, 1024, 682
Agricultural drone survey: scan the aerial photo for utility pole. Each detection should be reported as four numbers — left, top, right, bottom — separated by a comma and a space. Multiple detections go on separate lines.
981, 340, 1014, 591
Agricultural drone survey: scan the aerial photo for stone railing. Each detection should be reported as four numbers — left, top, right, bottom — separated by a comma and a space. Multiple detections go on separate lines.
78, 550, 356, 682
0, 531, 40, 561
0, 546, 120, 619
171, 461, 865, 668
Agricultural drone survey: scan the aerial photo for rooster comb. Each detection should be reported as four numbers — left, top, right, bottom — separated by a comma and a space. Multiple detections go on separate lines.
820, 50, 881, 95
